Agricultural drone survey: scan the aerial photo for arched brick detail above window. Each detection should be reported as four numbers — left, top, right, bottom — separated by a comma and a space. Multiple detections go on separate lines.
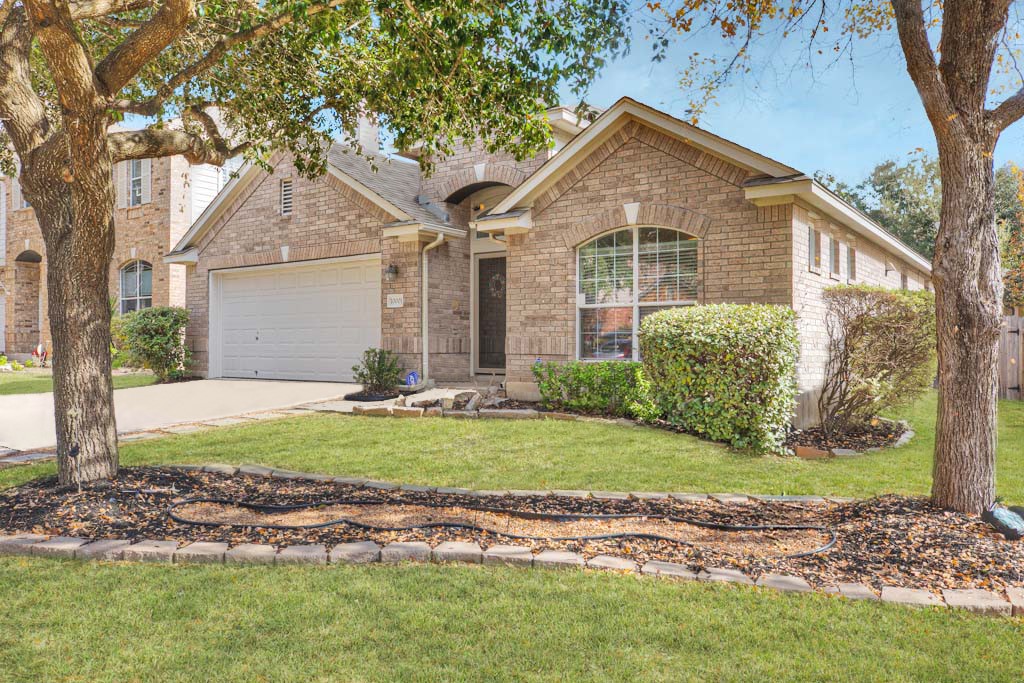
439, 163, 531, 204
561, 203, 712, 249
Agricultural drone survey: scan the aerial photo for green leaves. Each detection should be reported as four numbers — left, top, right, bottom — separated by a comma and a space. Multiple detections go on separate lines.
638, 304, 799, 454
532, 360, 654, 419
77, 0, 630, 174
113, 307, 191, 382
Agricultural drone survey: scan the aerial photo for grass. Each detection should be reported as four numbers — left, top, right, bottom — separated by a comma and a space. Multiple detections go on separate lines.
1, 391, 1022, 681
0, 559, 1021, 682
3, 390, 1022, 500
0, 370, 156, 396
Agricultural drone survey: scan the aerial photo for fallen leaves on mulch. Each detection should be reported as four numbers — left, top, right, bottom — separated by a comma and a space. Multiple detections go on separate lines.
1, 467, 1021, 591
786, 419, 905, 452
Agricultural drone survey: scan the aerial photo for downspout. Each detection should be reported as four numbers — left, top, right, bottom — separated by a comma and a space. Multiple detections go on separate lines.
421, 232, 445, 382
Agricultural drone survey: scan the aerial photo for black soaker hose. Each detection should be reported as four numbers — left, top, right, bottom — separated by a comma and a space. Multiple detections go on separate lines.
167, 497, 838, 559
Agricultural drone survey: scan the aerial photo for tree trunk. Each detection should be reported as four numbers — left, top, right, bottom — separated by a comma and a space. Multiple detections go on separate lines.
930, 136, 1003, 514
21, 131, 120, 486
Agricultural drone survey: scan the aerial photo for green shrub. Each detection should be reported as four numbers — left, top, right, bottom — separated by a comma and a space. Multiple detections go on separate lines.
10, 361, 24, 371
117, 306, 191, 382
352, 348, 404, 394
818, 285, 936, 436
532, 360, 658, 420
639, 304, 799, 454
0, 355, 7, 366
23, 358, 35, 368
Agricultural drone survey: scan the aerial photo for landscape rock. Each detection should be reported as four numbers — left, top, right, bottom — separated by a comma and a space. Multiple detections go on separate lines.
329, 541, 381, 564
482, 545, 533, 567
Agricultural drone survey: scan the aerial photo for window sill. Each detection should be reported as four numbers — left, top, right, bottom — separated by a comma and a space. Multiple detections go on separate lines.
829, 273, 841, 281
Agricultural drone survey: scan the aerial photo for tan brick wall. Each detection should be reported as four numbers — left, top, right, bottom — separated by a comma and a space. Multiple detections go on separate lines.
504, 120, 793, 393
419, 140, 547, 206
185, 156, 393, 376
791, 203, 931, 425
2, 157, 190, 355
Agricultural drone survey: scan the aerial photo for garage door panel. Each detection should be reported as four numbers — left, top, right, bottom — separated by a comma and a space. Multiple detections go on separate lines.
216, 258, 380, 381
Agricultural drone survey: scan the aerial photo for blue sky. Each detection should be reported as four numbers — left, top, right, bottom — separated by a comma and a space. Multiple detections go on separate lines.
566, 26, 1023, 184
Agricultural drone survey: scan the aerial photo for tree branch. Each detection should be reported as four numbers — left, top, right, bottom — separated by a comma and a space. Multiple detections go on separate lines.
68, 0, 154, 19
0, 5, 51, 153
108, 126, 247, 165
890, 0, 957, 129
988, 87, 1024, 133
94, 0, 194, 96
114, 0, 348, 116
24, 0, 101, 115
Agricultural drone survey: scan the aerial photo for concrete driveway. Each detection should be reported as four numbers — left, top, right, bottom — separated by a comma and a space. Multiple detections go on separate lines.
0, 379, 355, 452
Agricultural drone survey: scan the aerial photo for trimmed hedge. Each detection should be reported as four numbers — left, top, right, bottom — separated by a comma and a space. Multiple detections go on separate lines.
639, 304, 799, 454
532, 360, 656, 419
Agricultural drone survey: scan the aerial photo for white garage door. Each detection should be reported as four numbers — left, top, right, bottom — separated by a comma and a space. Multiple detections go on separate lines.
215, 257, 381, 381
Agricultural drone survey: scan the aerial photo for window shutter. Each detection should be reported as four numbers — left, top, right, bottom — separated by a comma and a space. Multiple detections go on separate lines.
0, 180, 6, 266
140, 158, 152, 205
11, 176, 21, 210
116, 162, 127, 209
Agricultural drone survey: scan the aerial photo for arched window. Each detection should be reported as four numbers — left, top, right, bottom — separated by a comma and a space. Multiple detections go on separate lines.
119, 260, 153, 314
577, 227, 698, 360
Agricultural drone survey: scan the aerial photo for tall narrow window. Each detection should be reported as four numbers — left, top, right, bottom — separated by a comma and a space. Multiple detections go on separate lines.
901, 272, 909, 290
829, 236, 840, 276
119, 260, 153, 314
808, 225, 822, 270
127, 159, 146, 207
847, 247, 857, 281
280, 178, 294, 216
578, 227, 698, 361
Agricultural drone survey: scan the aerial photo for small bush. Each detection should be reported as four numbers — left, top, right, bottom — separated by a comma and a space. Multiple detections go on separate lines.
352, 348, 404, 394
23, 358, 35, 368
117, 306, 191, 382
532, 360, 657, 420
639, 304, 799, 454
818, 285, 936, 436
0, 355, 7, 366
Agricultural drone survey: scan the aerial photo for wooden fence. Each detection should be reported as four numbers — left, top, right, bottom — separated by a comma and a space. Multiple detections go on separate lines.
1000, 315, 1022, 400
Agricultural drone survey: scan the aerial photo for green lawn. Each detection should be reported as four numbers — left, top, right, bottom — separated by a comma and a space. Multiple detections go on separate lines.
1, 391, 1022, 681
0, 558, 1021, 682
3, 390, 1021, 500
0, 371, 156, 396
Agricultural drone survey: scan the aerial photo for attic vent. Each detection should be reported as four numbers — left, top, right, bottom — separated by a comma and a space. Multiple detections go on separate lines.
280, 178, 294, 216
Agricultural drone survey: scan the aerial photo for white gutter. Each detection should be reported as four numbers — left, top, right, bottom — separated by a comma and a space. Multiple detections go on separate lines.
420, 233, 445, 381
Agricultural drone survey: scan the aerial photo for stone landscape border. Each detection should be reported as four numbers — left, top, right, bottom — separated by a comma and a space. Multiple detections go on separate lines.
0, 462, 1019, 619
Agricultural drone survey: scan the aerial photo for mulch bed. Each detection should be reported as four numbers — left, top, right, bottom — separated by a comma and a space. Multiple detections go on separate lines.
343, 390, 401, 402
786, 419, 906, 452
2, 467, 1021, 591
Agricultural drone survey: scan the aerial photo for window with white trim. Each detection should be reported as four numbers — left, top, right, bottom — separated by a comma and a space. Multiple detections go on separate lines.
808, 224, 822, 271
280, 178, 294, 216
119, 260, 153, 314
128, 159, 145, 207
829, 236, 840, 276
577, 227, 698, 361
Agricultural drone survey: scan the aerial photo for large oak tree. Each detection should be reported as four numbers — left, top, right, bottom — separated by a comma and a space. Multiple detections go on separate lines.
648, 0, 1023, 512
0, 0, 627, 486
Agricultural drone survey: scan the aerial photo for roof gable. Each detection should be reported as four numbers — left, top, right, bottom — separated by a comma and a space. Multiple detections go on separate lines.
492, 97, 800, 214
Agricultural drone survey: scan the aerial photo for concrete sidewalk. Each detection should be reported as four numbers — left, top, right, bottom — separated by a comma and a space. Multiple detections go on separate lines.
0, 379, 355, 451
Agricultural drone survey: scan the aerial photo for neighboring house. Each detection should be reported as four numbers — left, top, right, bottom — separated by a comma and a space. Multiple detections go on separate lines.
166, 97, 930, 424
0, 155, 240, 357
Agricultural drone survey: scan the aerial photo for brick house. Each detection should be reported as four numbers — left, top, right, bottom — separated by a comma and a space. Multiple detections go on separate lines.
0, 155, 238, 358
165, 97, 931, 424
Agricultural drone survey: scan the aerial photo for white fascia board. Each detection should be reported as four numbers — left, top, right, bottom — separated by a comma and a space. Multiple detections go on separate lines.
746, 179, 932, 273
163, 248, 198, 265
470, 209, 533, 236
325, 165, 411, 221
493, 98, 800, 215
381, 223, 466, 242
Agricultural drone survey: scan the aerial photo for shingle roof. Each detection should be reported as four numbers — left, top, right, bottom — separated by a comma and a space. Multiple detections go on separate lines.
327, 144, 449, 229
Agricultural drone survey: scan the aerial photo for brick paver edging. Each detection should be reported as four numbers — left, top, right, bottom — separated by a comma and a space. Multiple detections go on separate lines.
1, 464, 1019, 619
